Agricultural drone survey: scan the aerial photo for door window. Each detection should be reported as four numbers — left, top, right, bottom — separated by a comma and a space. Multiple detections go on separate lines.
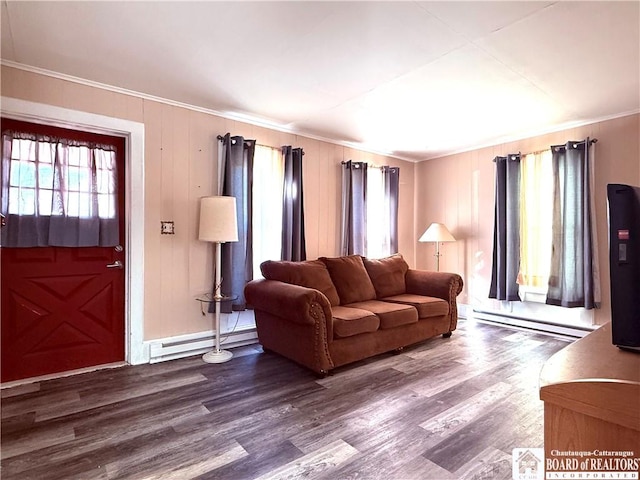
2, 124, 120, 247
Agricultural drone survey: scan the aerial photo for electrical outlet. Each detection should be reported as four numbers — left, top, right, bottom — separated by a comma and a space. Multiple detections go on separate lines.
161, 221, 175, 235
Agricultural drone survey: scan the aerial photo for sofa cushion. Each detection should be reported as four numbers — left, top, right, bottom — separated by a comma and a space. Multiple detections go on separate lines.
320, 255, 377, 304
363, 254, 409, 298
261, 259, 340, 306
346, 300, 418, 329
382, 294, 449, 319
332, 306, 380, 338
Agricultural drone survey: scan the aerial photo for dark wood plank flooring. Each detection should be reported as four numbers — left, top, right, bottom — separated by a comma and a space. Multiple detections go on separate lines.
0, 320, 571, 479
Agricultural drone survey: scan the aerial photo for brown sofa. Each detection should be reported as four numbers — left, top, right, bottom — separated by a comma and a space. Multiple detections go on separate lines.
244, 254, 463, 375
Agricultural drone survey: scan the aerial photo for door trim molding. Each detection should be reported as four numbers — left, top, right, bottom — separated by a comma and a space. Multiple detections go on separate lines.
1, 96, 149, 365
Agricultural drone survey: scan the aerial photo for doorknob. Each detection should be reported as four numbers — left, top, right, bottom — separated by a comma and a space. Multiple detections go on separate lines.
106, 260, 123, 269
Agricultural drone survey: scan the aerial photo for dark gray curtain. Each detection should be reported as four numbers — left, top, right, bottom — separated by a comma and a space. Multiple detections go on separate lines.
281, 146, 306, 261
340, 160, 367, 256
1, 131, 119, 247
382, 166, 400, 254
218, 133, 255, 312
489, 154, 521, 301
546, 139, 599, 309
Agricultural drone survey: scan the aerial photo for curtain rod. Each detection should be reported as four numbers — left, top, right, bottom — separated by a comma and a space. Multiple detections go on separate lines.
492, 153, 521, 162
278, 145, 305, 155
523, 148, 549, 156
216, 134, 255, 144
494, 138, 599, 161
551, 137, 598, 151
218, 136, 304, 154
341, 161, 397, 169
255, 143, 305, 155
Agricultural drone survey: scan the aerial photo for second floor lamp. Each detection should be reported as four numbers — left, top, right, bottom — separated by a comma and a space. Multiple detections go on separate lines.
419, 222, 456, 272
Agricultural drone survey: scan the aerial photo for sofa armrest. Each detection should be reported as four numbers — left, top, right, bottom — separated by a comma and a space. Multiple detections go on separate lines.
405, 270, 463, 331
244, 279, 335, 373
244, 279, 334, 339
406, 270, 463, 299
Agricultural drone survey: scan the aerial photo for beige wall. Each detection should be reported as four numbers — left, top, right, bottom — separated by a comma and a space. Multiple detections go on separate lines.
415, 113, 640, 326
3, 64, 638, 336
1, 65, 415, 340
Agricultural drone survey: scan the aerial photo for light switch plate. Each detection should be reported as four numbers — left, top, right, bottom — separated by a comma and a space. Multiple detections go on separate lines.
161, 221, 175, 235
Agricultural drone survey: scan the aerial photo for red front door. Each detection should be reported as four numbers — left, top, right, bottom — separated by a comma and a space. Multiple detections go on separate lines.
1, 119, 126, 383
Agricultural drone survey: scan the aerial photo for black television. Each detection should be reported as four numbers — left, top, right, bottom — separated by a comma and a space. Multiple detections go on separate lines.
607, 183, 640, 351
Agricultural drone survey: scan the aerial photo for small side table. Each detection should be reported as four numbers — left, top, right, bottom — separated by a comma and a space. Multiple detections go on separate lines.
195, 293, 237, 363
195, 293, 236, 316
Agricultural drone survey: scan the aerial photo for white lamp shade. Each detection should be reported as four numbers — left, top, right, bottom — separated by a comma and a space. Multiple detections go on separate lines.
419, 223, 456, 243
198, 196, 239, 242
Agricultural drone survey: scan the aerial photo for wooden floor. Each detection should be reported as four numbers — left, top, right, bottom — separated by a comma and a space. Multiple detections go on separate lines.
1, 320, 570, 480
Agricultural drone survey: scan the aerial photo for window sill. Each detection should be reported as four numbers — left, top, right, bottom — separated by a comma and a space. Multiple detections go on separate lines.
519, 286, 548, 304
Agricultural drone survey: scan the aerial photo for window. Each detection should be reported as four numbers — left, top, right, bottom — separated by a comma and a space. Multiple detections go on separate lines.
217, 135, 306, 311
491, 138, 599, 309
7, 136, 117, 219
518, 150, 553, 301
366, 166, 390, 259
1, 119, 121, 247
341, 162, 399, 258
252, 144, 284, 278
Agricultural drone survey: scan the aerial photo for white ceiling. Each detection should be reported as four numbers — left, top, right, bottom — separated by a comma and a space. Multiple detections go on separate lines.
2, 1, 639, 161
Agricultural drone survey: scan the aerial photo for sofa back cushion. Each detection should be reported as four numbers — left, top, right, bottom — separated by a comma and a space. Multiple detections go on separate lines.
260, 259, 340, 306
363, 253, 409, 298
319, 255, 377, 304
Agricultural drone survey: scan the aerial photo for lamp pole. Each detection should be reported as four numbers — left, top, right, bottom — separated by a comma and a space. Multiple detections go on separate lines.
202, 240, 233, 363
434, 241, 442, 272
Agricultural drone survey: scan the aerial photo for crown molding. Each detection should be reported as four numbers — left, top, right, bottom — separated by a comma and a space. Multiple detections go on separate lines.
4, 60, 638, 164
1, 60, 414, 163
421, 109, 640, 162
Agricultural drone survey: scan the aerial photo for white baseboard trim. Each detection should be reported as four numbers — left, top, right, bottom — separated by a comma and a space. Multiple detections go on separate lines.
147, 328, 258, 364
469, 307, 594, 340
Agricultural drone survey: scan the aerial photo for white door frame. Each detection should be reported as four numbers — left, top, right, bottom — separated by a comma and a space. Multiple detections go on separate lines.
1, 97, 149, 365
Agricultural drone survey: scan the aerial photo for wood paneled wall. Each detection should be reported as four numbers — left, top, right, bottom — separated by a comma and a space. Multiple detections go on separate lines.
3, 64, 637, 334
0, 65, 415, 340
415, 113, 640, 327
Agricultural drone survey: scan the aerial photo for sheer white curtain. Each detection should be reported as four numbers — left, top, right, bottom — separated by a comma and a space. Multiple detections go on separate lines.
252, 144, 284, 278
366, 166, 389, 259
1, 131, 119, 247
366, 165, 399, 259
518, 150, 553, 290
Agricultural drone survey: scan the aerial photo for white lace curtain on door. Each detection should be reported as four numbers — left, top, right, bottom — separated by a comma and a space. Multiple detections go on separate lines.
1, 131, 119, 247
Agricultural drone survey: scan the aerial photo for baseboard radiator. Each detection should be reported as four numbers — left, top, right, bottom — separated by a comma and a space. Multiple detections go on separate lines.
148, 329, 258, 364
461, 305, 594, 340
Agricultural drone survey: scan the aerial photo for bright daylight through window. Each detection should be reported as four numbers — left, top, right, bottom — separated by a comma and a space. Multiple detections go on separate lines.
518, 150, 553, 302
252, 144, 284, 278
366, 166, 391, 259
8, 137, 117, 219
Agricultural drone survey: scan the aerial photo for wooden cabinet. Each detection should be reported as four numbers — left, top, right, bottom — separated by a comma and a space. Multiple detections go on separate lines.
540, 323, 640, 474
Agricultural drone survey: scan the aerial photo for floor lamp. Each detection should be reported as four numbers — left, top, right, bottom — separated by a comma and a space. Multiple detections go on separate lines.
198, 196, 238, 363
419, 222, 456, 271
